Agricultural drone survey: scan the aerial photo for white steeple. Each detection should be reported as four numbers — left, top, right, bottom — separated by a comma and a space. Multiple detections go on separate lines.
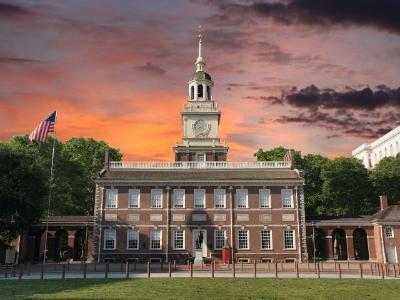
195, 31, 205, 71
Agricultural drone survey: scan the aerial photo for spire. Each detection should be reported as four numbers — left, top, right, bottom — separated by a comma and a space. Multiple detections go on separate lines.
195, 27, 205, 72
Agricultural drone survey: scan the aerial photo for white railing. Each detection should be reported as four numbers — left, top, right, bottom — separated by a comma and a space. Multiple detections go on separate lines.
109, 161, 291, 169
184, 103, 218, 112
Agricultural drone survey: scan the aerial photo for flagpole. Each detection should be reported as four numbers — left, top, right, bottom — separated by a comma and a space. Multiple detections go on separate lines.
43, 112, 57, 265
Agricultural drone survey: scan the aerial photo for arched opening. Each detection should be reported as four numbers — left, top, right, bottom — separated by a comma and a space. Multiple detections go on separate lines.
332, 228, 347, 260
207, 86, 211, 100
54, 229, 69, 261
33, 230, 45, 261
74, 229, 88, 261
312, 228, 327, 260
353, 228, 369, 260
197, 84, 203, 98
190, 86, 194, 100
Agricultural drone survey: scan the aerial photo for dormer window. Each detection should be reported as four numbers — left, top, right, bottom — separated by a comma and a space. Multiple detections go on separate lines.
197, 84, 203, 98
191, 86, 194, 100
207, 86, 211, 100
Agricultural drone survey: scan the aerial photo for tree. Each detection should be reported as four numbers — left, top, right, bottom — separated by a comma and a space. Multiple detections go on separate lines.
0, 144, 47, 246
370, 154, 400, 205
320, 157, 375, 216
255, 147, 303, 169
302, 154, 330, 215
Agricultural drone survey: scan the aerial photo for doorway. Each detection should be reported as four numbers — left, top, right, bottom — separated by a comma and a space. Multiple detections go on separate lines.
192, 229, 207, 258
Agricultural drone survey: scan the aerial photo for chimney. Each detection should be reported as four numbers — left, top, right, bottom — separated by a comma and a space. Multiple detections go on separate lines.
379, 195, 388, 211
104, 150, 110, 169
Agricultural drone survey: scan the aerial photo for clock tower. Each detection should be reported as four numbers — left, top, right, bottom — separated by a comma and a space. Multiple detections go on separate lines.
174, 32, 228, 162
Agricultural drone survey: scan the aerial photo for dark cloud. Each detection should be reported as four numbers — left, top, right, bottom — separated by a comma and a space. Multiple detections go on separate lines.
256, 42, 319, 65
135, 63, 166, 76
215, 0, 400, 34
0, 2, 32, 17
0, 57, 40, 64
282, 84, 400, 111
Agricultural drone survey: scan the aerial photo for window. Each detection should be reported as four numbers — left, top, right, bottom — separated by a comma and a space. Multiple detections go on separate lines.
236, 189, 248, 208
385, 227, 394, 238
390, 144, 394, 156
385, 148, 388, 156
105, 189, 118, 208
196, 153, 206, 162
127, 229, 139, 250
197, 84, 203, 98
283, 230, 295, 249
150, 229, 162, 249
261, 230, 272, 250
281, 189, 293, 208
151, 189, 163, 208
194, 189, 206, 208
379, 151, 382, 159
397, 141, 399, 153
207, 86, 211, 100
374, 153, 378, 164
173, 230, 184, 249
128, 189, 140, 208
214, 230, 226, 250
259, 189, 271, 208
238, 230, 249, 250
190, 86, 194, 100
214, 189, 226, 208
104, 228, 116, 250
173, 189, 185, 208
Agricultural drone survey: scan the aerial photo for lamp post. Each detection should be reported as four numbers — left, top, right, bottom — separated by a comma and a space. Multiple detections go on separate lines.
312, 221, 316, 263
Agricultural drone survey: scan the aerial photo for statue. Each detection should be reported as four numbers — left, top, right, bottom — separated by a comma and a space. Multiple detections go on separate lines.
196, 231, 204, 249
333, 232, 342, 259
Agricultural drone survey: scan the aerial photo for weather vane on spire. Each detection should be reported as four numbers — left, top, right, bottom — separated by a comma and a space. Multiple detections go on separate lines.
196, 25, 205, 71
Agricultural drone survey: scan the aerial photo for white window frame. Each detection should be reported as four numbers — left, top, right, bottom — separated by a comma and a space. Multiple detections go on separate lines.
214, 229, 226, 250
105, 188, 118, 209
261, 229, 273, 250
214, 189, 226, 208
237, 230, 249, 250
236, 189, 248, 208
259, 189, 271, 208
385, 226, 394, 238
196, 152, 206, 162
126, 229, 139, 250
194, 189, 206, 209
283, 229, 296, 250
151, 189, 163, 208
128, 189, 140, 208
150, 229, 162, 250
281, 189, 294, 208
172, 229, 185, 250
173, 189, 185, 208
103, 228, 116, 250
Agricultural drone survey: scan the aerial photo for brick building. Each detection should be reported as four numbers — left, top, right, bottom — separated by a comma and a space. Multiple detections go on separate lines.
92, 34, 308, 263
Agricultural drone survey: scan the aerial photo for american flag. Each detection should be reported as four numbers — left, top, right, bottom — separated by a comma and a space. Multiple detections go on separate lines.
28, 111, 57, 142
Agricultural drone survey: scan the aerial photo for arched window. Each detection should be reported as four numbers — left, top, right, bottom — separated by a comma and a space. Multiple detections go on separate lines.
207, 86, 211, 100
197, 84, 203, 98
190, 86, 194, 100
385, 148, 387, 156
379, 151, 382, 159
390, 144, 393, 156
374, 153, 377, 163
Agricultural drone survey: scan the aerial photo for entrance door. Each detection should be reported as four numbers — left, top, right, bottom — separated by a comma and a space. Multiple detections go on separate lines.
192, 230, 207, 257
386, 246, 397, 263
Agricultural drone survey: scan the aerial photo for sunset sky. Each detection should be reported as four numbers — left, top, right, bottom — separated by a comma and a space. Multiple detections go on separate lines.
1, 0, 399, 161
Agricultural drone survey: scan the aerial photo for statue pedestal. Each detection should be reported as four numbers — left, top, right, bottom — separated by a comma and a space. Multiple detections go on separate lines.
193, 250, 204, 264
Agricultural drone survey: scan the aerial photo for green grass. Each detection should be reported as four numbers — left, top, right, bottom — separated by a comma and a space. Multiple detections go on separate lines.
1, 278, 400, 299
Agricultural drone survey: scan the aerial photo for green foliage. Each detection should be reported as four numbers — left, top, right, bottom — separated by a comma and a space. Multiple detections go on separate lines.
370, 155, 400, 205
0, 144, 47, 245
320, 157, 375, 216
254, 147, 303, 169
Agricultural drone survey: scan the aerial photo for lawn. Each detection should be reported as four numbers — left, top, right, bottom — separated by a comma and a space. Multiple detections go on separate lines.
1, 278, 400, 299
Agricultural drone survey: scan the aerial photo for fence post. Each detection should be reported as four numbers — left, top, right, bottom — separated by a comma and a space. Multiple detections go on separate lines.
105, 263, 109, 279
168, 262, 171, 278
381, 264, 385, 279
190, 262, 193, 278
211, 261, 215, 278
174, 260, 176, 271
125, 261, 129, 279
83, 261, 87, 279
147, 261, 151, 278
62, 264, 66, 279
254, 261, 257, 279
241, 261, 244, 272
274, 262, 278, 279
370, 263, 373, 275
296, 262, 299, 279
394, 264, 397, 278
317, 263, 320, 279
94, 261, 97, 272
359, 263, 363, 279
232, 261, 236, 278
40, 263, 44, 280
201, 261, 204, 271
11, 264, 16, 277
160, 260, 163, 272
347, 261, 350, 272
18, 264, 23, 280
338, 263, 342, 280
27, 262, 31, 276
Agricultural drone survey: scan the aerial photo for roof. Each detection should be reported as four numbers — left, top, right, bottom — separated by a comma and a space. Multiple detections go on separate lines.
368, 205, 400, 222
191, 71, 212, 81
38, 216, 94, 224
97, 168, 303, 182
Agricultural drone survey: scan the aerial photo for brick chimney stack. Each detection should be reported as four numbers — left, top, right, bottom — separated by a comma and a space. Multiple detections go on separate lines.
379, 195, 388, 211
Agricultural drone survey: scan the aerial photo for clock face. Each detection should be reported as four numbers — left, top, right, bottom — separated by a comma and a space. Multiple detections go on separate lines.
193, 119, 210, 137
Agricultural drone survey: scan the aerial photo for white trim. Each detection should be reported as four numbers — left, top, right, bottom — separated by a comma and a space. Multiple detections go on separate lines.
110, 161, 291, 169
385, 226, 394, 238
283, 229, 296, 250
214, 229, 226, 250
214, 189, 226, 208
173, 188, 185, 208
237, 229, 250, 250
128, 189, 140, 208
103, 228, 116, 250
281, 189, 294, 208
236, 189, 248, 208
260, 229, 273, 250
